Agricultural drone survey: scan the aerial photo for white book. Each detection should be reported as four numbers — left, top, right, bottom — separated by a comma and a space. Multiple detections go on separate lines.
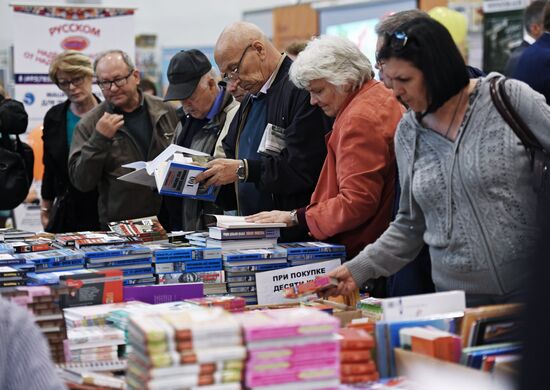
209, 215, 286, 229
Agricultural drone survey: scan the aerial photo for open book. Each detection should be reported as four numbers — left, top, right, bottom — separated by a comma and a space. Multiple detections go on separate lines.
117, 144, 217, 201
207, 214, 287, 229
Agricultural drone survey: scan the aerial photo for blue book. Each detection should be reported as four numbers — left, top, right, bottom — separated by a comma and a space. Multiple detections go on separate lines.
276, 242, 346, 255
81, 244, 152, 259
157, 162, 217, 201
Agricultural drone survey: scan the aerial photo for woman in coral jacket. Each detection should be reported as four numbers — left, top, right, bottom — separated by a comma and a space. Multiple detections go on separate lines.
246, 35, 404, 259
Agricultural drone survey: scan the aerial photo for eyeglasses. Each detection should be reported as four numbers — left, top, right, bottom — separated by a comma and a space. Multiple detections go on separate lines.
97, 70, 134, 91
57, 76, 86, 89
222, 44, 252, 83
390, 31, 408, 50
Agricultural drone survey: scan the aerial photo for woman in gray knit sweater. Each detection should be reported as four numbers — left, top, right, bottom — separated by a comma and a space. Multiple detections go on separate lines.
325, 17, 550, 306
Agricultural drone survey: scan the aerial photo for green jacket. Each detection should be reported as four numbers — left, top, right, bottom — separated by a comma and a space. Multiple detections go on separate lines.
68, 93, 178, 227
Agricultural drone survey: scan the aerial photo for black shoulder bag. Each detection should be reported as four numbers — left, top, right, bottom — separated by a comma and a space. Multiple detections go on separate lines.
489, 76, 550, 197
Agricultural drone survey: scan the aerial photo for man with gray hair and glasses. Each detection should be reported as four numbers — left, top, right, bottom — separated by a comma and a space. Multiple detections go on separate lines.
69, 49, 178, 228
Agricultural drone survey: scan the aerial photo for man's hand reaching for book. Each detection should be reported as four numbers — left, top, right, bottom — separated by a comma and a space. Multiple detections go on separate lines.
318, 265, 357, 298
196, 158, 240, 187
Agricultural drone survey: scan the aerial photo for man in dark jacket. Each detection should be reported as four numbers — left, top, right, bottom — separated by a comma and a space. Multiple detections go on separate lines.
196, 22, 332, 241
504, 1, 546, 76
163, 49, 239, 231
68, 50, 178, 228
514, 2, 550, 104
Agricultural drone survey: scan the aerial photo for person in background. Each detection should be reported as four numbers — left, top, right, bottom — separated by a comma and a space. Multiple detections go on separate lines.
0, 298, 66, 390
504, 0, 547, 76
514, 1, 550, 104
68, 50, 178, 228
324, 17, 550, 307
163, 49, 239, 230
41, 51, 100, 232
246, 35, 403, 261
139, 77, 158, 96
285, 40, 308, 60
197, 22, 332, 241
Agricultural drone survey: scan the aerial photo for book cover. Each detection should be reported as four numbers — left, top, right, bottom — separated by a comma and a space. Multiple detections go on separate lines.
59, 269, 123, 307
460, 304, 523, 347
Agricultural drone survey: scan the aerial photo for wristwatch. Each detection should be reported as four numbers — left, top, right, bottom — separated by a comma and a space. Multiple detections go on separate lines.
289, 209, 299, 226
236, 159, 247, 182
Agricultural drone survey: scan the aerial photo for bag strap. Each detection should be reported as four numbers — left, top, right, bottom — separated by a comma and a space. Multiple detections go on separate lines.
489, 77, 545, 155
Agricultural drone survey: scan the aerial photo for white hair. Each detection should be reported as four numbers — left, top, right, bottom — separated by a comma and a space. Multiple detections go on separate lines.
289, 35, 372, 91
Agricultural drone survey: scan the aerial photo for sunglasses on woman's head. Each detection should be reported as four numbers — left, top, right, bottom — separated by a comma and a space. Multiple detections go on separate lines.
390, 31, 408, 50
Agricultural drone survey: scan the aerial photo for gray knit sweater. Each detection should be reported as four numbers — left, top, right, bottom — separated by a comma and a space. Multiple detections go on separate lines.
0, 298, 66, 390
346, 73, 550, 296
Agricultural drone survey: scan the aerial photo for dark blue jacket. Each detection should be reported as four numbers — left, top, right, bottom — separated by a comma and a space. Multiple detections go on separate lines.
513, 32, 550, 104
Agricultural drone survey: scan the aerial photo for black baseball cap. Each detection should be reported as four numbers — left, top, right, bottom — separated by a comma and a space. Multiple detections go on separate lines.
164, 49, 212, 101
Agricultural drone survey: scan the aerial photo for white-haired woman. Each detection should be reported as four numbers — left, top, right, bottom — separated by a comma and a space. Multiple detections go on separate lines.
247, 35, 404, 259
41, 50, 100, 232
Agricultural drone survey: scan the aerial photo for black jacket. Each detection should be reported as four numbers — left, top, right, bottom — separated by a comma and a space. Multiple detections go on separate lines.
220, 56, 332, 240
41, 98, 100, 232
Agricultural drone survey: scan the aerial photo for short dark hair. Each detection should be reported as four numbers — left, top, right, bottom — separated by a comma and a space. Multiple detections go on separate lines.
544, 1, 550, 31
524, 1, 546, 33
377, 17, 469, 114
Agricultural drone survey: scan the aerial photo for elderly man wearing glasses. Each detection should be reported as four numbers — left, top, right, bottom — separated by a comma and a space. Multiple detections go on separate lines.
68, 49, 178, 228
196, 22, 332, 241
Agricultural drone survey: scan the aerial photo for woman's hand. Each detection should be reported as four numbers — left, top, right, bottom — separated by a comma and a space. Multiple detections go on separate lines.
318, 265, 357, 298
245, 210, 292, 226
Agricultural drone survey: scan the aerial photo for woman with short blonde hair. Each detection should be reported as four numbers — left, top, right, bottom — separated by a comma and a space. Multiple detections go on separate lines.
41, 50, 100, 232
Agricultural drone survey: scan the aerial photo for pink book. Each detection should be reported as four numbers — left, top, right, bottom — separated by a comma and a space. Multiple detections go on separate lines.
234, 308, 339, 342
248, 341, 338, 364
245, 363, 339, 387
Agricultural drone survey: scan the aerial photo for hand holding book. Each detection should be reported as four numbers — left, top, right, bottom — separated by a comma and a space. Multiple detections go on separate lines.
318, 265, 357, 298
245, 210, 294, 227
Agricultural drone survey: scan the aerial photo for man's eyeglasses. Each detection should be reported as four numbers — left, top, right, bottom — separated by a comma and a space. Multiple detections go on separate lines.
222, 44, 252, 83
57, 76, 86, 89
97, 70, 134, 91
390, 31, 408, 50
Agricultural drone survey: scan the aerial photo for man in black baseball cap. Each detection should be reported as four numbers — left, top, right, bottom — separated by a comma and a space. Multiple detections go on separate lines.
163, 49, 239, 231
164, 49, 212, 101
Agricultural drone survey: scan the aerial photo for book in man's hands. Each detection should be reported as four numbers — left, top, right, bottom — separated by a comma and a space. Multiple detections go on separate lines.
117, 144, 217, 201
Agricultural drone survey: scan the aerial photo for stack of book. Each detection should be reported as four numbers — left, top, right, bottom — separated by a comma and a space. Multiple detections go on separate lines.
276, 242, 346, 267
223, 248, 288, 305
81, 244, 155, 286
0, 285, 72, 363
64, 325, 126, 368
338, 328, 379, 384
54, 232, 140, 249
0, 227, 35, 241
126, 306, 246, 389
149, 244, 225, 295
9, 238, 52, 253
0, 265, 29, 287
235, 307, 341, 389
204, 215, 284, 251
16, 248, 85, 274
108, 216, 168, 243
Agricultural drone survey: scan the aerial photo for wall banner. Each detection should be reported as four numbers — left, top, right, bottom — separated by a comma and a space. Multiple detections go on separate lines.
11, 5, 136, 128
